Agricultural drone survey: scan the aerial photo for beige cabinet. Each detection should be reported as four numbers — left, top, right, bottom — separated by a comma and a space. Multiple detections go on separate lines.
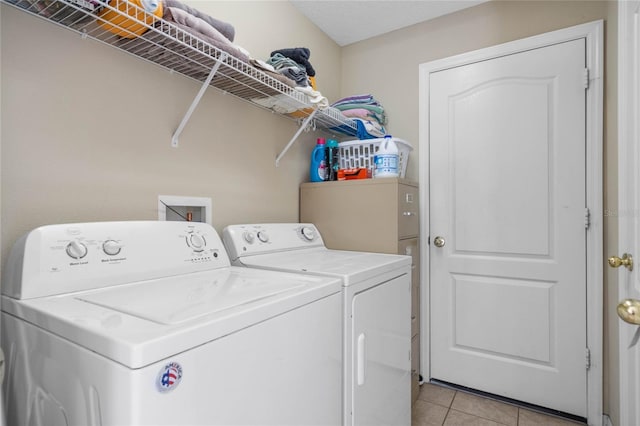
300, 178, 421, 402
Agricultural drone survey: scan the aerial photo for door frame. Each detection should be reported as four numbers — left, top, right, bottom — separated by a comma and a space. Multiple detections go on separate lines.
418, 20, 604, 425
617, 2, 639, 425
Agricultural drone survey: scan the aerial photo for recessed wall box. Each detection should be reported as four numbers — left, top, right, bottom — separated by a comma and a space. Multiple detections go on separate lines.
158, 195, 212, 225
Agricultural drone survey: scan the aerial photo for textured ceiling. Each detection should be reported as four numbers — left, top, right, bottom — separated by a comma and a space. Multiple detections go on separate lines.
290, 0, 487, 46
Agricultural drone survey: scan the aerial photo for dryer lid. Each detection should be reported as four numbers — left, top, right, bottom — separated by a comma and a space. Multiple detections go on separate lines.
236, 247, 411, 286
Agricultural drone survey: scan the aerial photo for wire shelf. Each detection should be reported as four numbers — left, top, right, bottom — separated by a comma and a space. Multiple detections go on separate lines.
3, 0, 359, 138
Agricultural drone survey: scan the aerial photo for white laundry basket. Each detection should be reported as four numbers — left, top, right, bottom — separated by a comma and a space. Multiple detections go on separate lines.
338, 137, 413, 178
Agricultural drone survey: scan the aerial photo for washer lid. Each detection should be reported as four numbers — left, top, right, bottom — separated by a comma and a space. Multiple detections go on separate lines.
1, 267, 341, 368
237, 247, 411, 286
77, 269, 303, 325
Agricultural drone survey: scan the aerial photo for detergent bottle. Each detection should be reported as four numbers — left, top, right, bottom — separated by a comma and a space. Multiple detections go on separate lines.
310, 138, 327, 182
325, 139, 340, 181
374, 135, 399, 178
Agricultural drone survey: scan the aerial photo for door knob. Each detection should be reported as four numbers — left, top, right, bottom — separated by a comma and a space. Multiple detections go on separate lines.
608, 253, 633, 271
617, 299, 640, 325
433, 236, 446, 248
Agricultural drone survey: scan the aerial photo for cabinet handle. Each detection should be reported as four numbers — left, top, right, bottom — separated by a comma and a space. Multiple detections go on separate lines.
403, 211, 415, 216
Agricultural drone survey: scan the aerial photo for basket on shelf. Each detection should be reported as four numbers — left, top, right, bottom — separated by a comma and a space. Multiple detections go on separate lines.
338, 137, 413, 178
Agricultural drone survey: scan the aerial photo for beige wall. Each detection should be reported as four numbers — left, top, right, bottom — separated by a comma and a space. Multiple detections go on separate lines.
340, 0, 619, 423
0, 2, 341, 264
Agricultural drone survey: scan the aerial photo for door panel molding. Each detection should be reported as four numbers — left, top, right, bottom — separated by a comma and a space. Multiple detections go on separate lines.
419, 20, 603, 425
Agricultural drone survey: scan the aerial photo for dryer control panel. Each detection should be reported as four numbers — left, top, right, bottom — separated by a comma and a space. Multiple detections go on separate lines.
222, 223, 325, 261
3, 221, 230, 299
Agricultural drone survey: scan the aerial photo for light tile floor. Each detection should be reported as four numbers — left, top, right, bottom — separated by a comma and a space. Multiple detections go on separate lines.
413, 383, 587, 426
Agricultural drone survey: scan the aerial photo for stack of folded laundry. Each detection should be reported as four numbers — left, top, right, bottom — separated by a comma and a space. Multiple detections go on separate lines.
251, 47, 328, 117
265, 47, 317, 89
331, 94, 387, 139
161, 0, 249, 63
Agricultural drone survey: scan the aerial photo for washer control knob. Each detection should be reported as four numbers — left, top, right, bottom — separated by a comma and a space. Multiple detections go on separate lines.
188, 233, 206, 252
66, 240, 88, 259
243, 232, 256, 244
300, 226, 316, 241
257, 231, 269, 243
102, 240, 122, 256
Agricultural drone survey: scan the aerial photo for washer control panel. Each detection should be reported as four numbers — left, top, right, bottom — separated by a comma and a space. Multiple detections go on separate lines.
3, 221, 230, 299
222, 223, 325, 261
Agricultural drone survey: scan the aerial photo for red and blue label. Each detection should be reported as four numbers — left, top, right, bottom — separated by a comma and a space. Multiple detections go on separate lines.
156, 361, 183, 393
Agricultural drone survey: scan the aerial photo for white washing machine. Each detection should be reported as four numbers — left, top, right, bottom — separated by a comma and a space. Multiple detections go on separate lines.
222, 223, 412, 426
1, 221, 343, 426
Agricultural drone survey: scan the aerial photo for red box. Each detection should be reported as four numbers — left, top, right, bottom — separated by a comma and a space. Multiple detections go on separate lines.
338, 168, 369, 180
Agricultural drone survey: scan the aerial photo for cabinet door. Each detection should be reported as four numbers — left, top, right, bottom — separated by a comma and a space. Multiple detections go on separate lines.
352, 275, 411, 426
398, 238, 420, 338
397, 184, 419, 239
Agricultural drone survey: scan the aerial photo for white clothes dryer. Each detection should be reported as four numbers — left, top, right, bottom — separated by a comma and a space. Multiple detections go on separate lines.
1, 221, 342, 426
223, 223, 412, 426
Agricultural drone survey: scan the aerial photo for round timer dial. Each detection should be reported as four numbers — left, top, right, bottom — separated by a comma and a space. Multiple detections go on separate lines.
66, 240, 88, 259
243, 232, 256, 244
300, 226, 316, 241
102, 240, 122, 256
257, 231, 269, 243
187, 233, 206, 252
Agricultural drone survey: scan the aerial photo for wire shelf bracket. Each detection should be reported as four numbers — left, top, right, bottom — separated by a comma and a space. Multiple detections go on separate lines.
275, 108, 318, 167
172, 52, 228, 147
2, 0, 361, 162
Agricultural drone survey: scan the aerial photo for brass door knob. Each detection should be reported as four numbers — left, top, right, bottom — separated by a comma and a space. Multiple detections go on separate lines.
617, 299, 640, 325
608, 253, 633, 271
433, 236, 446, 248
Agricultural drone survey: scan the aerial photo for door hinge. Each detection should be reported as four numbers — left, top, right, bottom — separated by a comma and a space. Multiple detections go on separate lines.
585, 207, 591, 229
585, 347, 591, 370
583, 68, 590, 89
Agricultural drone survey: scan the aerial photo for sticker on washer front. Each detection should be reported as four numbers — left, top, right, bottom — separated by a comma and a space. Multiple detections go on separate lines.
156, 362, 183, 393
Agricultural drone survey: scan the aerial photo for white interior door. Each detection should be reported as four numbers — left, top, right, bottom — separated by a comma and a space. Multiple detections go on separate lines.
429, 39, 588, 416
617, 2, 640, 425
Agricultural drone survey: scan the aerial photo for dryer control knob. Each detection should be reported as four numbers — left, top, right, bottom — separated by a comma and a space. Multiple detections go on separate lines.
300, 226, 316, 241
188, 233, 206, 252
243, 232, 256, 244
257, 231, 269, 243
102, 240, 122, 256
66, 240, 88, 259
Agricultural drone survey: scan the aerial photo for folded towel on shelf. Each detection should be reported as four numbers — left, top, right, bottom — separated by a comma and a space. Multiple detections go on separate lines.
294, 86, 329, 109
340, 108, 377, 120
332, 103, 385, 117
252, 94, 301, 114
335, 104, 386, 126
266, 53, 310, 87
329, 94, 388, 139
331, 94, 379, 107
248, 59, 297, 88
279, 67, 309, 87
270, 47, 316, 77
250, 58, 276, 73
331, 94, 387, 127
164, 0, 235, 42
163, 7, 250, 63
